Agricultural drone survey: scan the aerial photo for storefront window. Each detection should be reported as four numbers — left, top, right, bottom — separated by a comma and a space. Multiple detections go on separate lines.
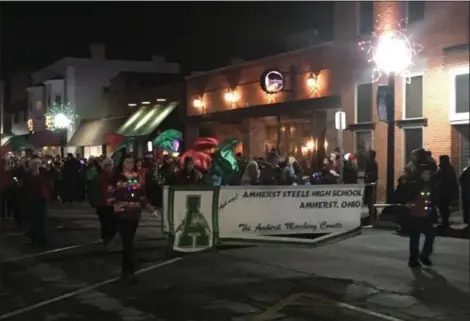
84, 146, 103, 159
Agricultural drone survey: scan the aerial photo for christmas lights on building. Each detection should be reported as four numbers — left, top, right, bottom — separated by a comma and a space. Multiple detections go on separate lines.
358, 16, 423, 83
45, 102, 79, 131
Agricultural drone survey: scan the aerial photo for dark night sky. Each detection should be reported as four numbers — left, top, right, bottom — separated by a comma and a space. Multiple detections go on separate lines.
2, 2, 333, 76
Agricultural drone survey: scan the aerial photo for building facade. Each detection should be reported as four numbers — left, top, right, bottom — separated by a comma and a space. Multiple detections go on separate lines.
185, 1, 469, 199
66, 71, 186, 158
23, 43, 180, 156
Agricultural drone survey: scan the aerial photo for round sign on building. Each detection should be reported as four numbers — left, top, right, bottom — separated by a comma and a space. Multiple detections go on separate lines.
260, 70, 284, 94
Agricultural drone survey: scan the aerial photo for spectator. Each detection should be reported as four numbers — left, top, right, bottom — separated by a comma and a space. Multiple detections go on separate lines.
435, 155, 459, 230
460, 161, 469, 225
22, 157, 49, 246
259, 151, 281, 185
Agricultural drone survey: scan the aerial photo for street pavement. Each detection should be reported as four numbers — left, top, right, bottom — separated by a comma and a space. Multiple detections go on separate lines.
0, 202, 468, 321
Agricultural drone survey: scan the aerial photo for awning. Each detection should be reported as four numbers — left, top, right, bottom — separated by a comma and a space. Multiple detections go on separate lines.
28, 131, 63, 148
117, 102, 178, 137
1, 134, 15, 146
1, 134, 33, 149
67, 117, 127, 147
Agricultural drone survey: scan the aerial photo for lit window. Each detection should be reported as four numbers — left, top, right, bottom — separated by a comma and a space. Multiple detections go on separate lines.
36, 101, 43, 111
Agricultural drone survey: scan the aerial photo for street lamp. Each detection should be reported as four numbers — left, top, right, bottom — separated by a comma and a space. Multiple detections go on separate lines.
45, 102, 78, 158
359, 24, 422, 203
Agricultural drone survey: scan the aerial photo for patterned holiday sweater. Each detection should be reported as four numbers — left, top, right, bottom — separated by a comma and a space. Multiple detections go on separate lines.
106, 171, 147, 218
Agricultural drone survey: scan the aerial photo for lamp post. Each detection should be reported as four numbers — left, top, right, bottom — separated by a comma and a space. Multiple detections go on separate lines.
360, 26, 422, 203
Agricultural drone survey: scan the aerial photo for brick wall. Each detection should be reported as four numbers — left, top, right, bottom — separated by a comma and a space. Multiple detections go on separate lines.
186, 47, 336, 117
185, 1, 468, 199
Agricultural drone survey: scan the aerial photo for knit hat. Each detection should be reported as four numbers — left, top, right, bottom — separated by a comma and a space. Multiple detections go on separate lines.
344, 153, 354, 161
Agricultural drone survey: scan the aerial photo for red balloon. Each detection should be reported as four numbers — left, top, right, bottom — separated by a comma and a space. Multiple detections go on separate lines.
180, 149, 212, 171
191, 137, 219, 151
105, 133, 125, 147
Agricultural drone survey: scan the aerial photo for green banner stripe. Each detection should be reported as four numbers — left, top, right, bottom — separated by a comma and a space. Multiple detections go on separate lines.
212, 188, 220, 245
168, 187, 175, 234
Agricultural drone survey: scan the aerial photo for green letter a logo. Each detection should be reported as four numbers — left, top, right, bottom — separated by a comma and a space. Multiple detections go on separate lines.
177, 195, 211, 249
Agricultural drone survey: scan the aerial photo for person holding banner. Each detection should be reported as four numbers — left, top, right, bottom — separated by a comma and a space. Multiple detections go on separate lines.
107, 154, 148, 282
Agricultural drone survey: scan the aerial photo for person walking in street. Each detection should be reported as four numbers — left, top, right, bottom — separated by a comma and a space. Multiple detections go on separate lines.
96, 158, 116, 247
145, 158, 165, 210
0, 156, 14, 223
61, 153, 80, 205
107, 154, 147, 283
435, 155, 459, 231
22, 157, 49, 246
86, 157, 102, 208
403, 164, 436, 268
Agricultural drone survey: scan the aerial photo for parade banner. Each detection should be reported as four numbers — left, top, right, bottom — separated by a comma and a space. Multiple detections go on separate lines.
169, 188, 216, 253
217, 185, 364, 244
164, 185, 364, 252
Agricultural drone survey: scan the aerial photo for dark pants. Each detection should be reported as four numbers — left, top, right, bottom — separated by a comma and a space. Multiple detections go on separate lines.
363, 184, 376, 220
409, 217, 435, 262
437, 198, 451, 228
28, 199, 47, 246
96, 206, 116, 242
463, 199, 469, 225
1, 188, 13, 220
461, 187, 469, 224
115, 213, 140, 275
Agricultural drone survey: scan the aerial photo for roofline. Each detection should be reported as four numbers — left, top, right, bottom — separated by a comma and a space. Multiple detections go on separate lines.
26, 84, 45, 90
32, 57, 180, 82
31, 58, 71, 80
185, 40, 335, 80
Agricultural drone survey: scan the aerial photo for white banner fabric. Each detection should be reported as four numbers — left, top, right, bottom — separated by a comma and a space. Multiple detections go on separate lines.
217, 185, 363, 240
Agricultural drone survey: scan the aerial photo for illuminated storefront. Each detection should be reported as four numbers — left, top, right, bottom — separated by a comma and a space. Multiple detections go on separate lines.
185, 46, 342, 171
186, 1, 469, 200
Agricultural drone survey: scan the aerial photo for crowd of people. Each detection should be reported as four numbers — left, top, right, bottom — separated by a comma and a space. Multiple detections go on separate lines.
0, 146, 468, 275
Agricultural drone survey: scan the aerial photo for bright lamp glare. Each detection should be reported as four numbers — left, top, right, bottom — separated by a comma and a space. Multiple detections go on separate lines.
54, 113, 71, 129
373, 31, 412, 74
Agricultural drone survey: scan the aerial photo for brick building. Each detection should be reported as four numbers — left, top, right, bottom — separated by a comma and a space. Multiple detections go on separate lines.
185, 1, 469, 199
